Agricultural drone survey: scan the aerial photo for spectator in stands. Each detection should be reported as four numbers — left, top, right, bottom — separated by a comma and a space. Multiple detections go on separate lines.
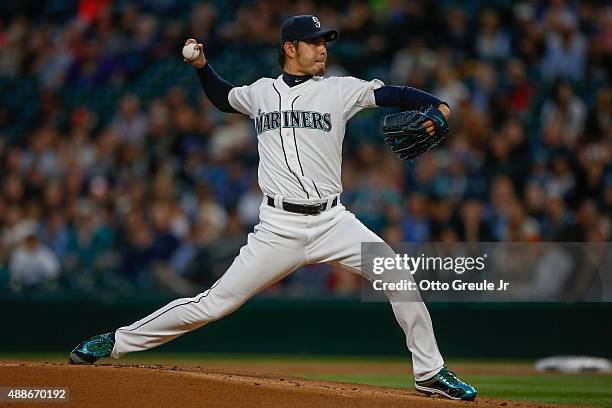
541, 9, 586, 81
389, 38, 437, 86
475, 9, 511, 61
540, 81, 586, 147
457, 199, 494, 242
110, 94, 148, 146
402, 193, 431, 243
9, 225, 60, 287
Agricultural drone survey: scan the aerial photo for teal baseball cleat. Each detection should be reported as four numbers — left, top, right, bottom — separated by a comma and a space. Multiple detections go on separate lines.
68, 332, 115, 365
415, 366, 477, 401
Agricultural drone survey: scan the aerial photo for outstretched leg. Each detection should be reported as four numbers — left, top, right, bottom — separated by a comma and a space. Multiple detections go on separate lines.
70, 217, 306, 362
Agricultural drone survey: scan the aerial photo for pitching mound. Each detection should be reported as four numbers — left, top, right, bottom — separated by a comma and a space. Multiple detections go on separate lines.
1, 362, 573, 408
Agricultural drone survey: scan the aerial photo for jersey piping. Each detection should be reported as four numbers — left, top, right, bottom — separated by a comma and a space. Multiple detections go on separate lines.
272, 83, 309, 198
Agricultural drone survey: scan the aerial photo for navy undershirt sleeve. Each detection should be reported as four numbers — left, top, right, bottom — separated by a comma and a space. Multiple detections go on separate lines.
374, 85, 445, 110
195, 63, 239, 114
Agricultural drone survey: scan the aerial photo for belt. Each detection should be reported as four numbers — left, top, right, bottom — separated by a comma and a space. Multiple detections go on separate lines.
267, 195, 338, 215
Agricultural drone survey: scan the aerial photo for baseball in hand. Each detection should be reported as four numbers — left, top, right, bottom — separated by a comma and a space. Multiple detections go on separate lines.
182, 43, 200, 61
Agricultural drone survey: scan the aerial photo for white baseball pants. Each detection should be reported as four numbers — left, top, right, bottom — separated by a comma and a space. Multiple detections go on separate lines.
111, 197, 444, 381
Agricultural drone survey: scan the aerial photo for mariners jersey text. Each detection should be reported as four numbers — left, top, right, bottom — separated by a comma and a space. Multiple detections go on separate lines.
255, 109, 332, 135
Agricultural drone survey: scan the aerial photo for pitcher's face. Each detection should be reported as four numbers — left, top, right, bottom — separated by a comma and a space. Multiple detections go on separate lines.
294, 38, 328, 76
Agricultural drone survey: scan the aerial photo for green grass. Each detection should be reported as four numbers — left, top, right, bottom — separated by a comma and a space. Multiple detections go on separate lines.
298, 373, 612, 408
469, 374, 612, 407
2, 353, 611, 407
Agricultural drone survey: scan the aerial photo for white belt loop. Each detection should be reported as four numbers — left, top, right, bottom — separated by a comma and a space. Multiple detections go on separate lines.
274, 194, 283, 209
326, 193, 340, 210
326, 195, 333, 210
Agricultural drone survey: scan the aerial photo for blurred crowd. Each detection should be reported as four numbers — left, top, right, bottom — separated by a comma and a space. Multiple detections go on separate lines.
0, 0, 610, 297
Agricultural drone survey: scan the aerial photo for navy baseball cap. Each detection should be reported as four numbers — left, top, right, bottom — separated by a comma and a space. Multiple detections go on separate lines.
280, 15, 338, 44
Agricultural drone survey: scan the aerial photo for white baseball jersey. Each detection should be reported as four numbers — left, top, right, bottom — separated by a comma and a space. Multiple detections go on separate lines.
228, 75, 384, 200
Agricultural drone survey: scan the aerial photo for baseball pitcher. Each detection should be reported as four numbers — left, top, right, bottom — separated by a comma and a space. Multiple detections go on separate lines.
69, 15, 476, 401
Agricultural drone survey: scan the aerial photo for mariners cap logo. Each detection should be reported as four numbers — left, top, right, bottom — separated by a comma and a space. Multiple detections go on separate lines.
312, 16, 321, 29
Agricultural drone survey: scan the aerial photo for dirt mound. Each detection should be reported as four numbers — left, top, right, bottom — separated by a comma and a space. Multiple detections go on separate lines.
0, 362, 574, 408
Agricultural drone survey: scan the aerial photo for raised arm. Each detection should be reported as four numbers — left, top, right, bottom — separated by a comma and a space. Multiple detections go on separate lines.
183, 39, 239, 114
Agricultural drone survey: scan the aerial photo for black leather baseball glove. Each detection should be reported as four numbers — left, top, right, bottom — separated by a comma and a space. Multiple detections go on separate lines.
381, 106, 450, 161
